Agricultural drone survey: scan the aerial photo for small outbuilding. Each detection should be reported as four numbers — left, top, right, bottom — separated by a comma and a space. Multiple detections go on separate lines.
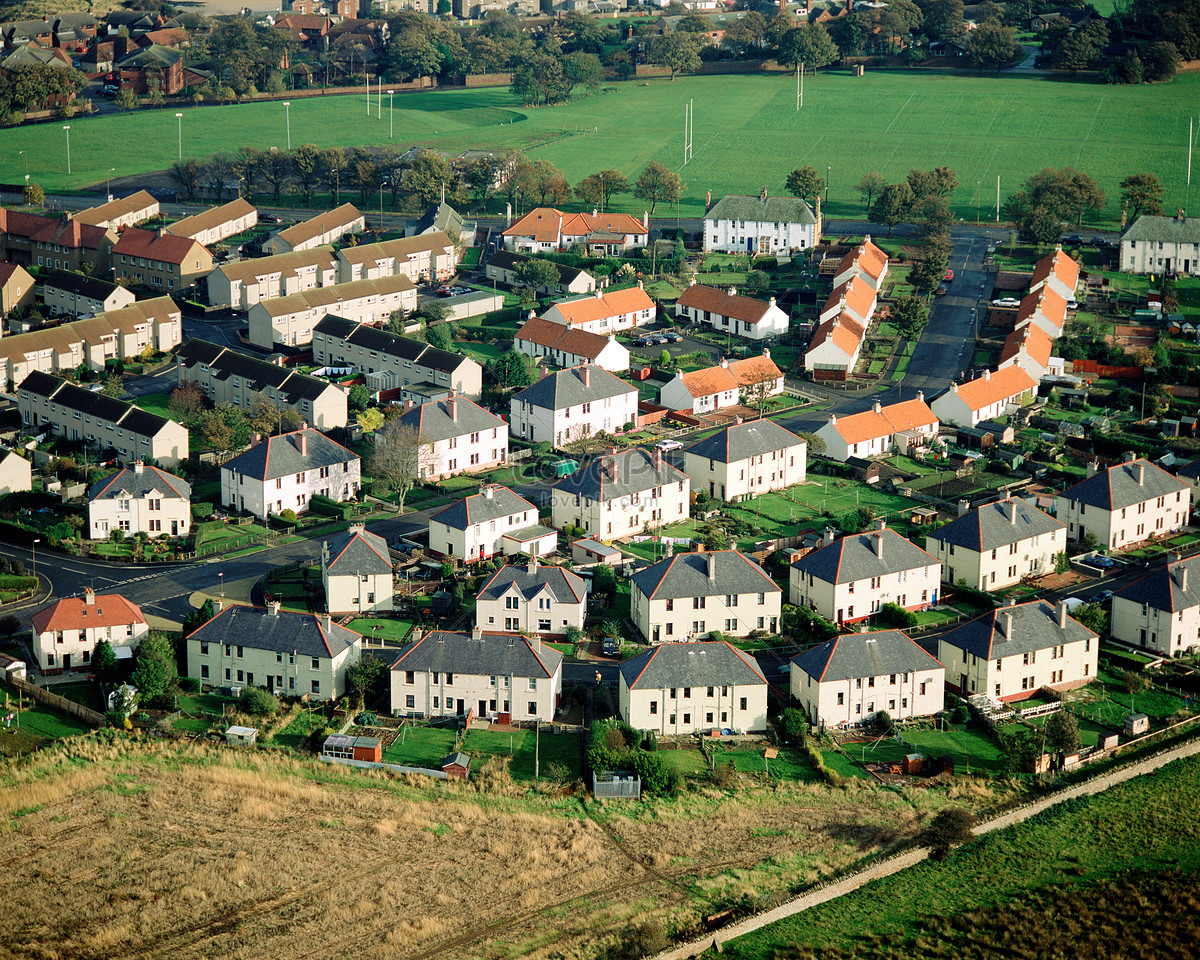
226, 725, 258, 745
323, 734, 382, 762
1124, 712, 1149, 736
441, 752, 471, 779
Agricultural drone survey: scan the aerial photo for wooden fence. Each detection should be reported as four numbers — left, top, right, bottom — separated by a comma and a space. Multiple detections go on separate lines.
11, 676, 104, 727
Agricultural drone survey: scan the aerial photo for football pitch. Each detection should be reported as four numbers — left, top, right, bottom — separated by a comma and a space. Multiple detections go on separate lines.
7, 69, 1198, 224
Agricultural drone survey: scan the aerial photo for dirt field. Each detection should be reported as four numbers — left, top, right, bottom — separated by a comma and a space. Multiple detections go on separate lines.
0, 735, 954, 960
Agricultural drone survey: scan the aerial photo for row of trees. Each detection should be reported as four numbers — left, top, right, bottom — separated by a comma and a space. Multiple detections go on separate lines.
1002, 167, 1164, 242
0, 64, 86, 127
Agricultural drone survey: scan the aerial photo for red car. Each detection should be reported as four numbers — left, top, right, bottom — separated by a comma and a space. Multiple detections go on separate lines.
943, 269, 954, 281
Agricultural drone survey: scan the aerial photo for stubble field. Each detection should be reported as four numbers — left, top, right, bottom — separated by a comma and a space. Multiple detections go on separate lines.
4, 70, 1199, 224
0, 734, 953, 960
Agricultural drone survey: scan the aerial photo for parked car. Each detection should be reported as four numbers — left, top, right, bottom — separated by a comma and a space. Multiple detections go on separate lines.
632, 337, 650, 347
1082, 554, 1116, 570
655, 439, 683, 452
1061, 234, 1084, 246
602, 637, 620, 656
259, 214, 282, 224
101, 84, 119, 96
992, 297, 1020, 308
1085, 590, 1113, 605
943, 269, 954, 281
935, 285, 948, 296
1090, 237, 1112, 248
661, 331, 683, 342
649, 335, 670, 345
1067, 300, 1079, 310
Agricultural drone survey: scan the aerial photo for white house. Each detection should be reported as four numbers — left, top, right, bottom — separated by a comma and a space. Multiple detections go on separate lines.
486, 250, 597, 296
428, 484, 552, 562
541, 285, 655, 336
938, 600, 1098, 702
550, 446, 690, 540
31, 588, 149, 675
930, 367, 1037, 428
1056, 457, 1191, 551
262, 203, 365, 255
619, 641, 768, 734
514, 315, 630, 373
335, 231, 458, 283
1120, 212, 1200, 276
703, 190, 820, 255
630, 549, 782, 644
1014, 286, 1069, 340
832, 237, 890, 290
789, 524, 941, 625
475, 559, 586, 636
1029, 246, 1080, 302
503, 207, 648, 253
1112, 554, 1200, 657
392, 394, 508, 482
999, 323, 1059, 384
87, 461, 191, 540
165, 198, 258, 247
682, 419, 806, 502
321, 524, 393, 614
389, 626, 563, 722
803, 312, 866, 379
659, 353, 783, 414
675, 281, 789, 341
187, 601, 363, 701
206, 247, 338, 311
790, 629, 945, 728
926, 498, 1067, 592
819, 274, 877, 328
509, 361, 638, 447
0, 451, 31, 496
247, 274, 418, 350
815, 397, 939, 462
220, 427, 361, 520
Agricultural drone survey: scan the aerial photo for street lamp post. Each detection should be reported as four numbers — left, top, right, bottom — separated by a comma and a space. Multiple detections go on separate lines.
283, 101, 291, 151
18, 150, 28, 186
62, 126, 71, 175
388, 89, 394, 139
976, 180, 981, 223
107, 167, 115, 201
219, 571, 224, 598
175, 112, 183, 161
31, 538, 40, 591
825, 165, 830, 204
379, 179, 389, 231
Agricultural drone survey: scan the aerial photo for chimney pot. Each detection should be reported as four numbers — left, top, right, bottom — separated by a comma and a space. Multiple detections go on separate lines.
1087, 461, 1099, 478
133, 460, 144, 474
1057, 601, 1067, 628
958, 499, 970, 517
472, 625, 482, 641
85, 587, 95, 605
873, 532, 884, 559
270, 600, 280, 616
707, 552, 716, 580
528, 556, 536, 575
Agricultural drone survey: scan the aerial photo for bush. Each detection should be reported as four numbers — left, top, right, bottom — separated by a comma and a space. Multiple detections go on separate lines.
191, 502, 214, 519
780, 707, 808, 745
952, 704, 970, 724
308, 494, 351, 520
278, 508, 297, 522
239, 686, 280, 717
876, 709, 895, 736
357, 710, 378, 726
925, 806, 977, 856
879, 602, 919, 629
308, 725, 334, 752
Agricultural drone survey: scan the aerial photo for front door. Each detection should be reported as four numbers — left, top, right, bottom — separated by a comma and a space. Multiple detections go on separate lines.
62, 654, 71, 671
960, 674, 968, 694
457, 699, 465, 715
478, 699, 487, 717
171, 520, 178, 536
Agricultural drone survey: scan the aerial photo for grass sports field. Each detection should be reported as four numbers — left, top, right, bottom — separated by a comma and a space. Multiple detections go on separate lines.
7, 70, 1200, 224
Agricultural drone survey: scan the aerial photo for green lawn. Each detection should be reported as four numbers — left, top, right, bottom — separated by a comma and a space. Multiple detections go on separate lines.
657, 746, 711, 775
854, 726, 1008, 774
193, 520, 271, 550
132, 391, 175, 421
711, 744, 822, 782
819, 748, 873, 780
49, 680, 104, 712
0, 682, 92, 755
9, 72, 1200, 224
272, 708, 333, 751
346, 617, 415, 643
383, 724, 458, 767
460, 727, 582, 781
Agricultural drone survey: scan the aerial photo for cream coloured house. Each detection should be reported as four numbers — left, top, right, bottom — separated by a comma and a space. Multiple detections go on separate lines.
389, 627, 563, 722
930, 366, 1037, 428
926, 498, 1066, 591
321, 525, 393, 614
247, 274, 417, 349
392, 394, 508, 481
1112, 555, 1200, 657
165, 198, 258, 246
832, 237, 889, 290
682, 419, 806, 503
659, 354, 783, 415
205, 247, 338, 311
550, 446, 690, 540
1056, 458, 1191, 551
789, 524, 941, 625
0, 451, 31, 496
335, 230, 457, 283
220, 427, 360, 520
509, 362, 638, 447
1029, 246, 1080, 302
31, 589, 149, 674
790, 629, 945, 728
630, 549, 781, 644
815, 397, 938, 462
87, 461, 191, 539
541, 284, 655, 335
262, 203, 365, 255
938, 600, 1098, 702
475, 559, 586, 636
619, 641, 768, 734
428, 485, 550, 562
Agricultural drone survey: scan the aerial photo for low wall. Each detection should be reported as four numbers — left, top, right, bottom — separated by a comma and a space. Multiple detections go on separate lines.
457, 72, 513, 87
320, 755, 448, 778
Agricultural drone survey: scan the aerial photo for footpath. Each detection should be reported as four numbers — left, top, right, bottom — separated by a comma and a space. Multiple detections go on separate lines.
652, 736, 1200, 960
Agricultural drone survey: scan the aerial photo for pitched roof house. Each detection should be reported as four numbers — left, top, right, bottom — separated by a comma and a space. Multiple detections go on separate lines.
476, 558, 587, 636
165, 198, 258, 246
72, 190, 159, 230
998, 323, 1057, 383
112, 227, 213, 292
1120, 212, 1200, 277
32, 589, 150, 674
832, 237, 889, 290
704, 192, 821, 255
220, 427, 361, 520
930, 366, 1037, 428
815, 396, 938, 462
619, 641, 768, 733
1029, 246, 1080, 302
503, 206, 649, 253
40, 269, 136, 318
393, 394, 509, 482
246, 274, 417, 349
263, 203, 365, 254
820, 274, 878, 327
86, 460, 191, 539
0, 262, 34, 316
925, 498, 1066, 591
659, 353, 783, 414
804, 311, 866, 379
683, 418, 807, 502
429, 484, 549, 562
630, 549, 781, 643
321, 524, 393, 614
1055, 457, 1191, 551
790, 629, 945, 727
509, 361, 638, 446
1014, 285, 1069, 340
541, 284, 655, 335
1112, 554, 1200, 657
206, 246, 338, 311
675, 281, 789, 341
0, 209, 117, 274
514, 315, 630, 373
485, 250, 596, 297
550, 446, 690, 540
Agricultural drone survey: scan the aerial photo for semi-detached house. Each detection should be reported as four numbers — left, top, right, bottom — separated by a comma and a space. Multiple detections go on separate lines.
1015, 285, 1069, 340
674, 281, 789, 341
832, 237, 889, 290
509, 362, 638, 447
1120, 212, 1200, 276
682, 418, 807, 502
111, 227, 214, 293
321, 524, 393, 614
220, 427, 360, 520
703, 191, 820, 255
1112, 554, 1200, 657
87, 461, 191, 539
32, 589, 149, 675
206, 247, 338, 311
1030, 246, 1080, 301
1055, 457, 1191, 551
514, 315, 630, 373
72, 190, 159, 230
475, 559, 587, 636
815, 396, 938, 462
550, 446, 690, 540
393, 394, 508, 481
164, 198, 258, 247
0, 210, 116, 275
41, 269, 137, 318
429, 484, 551, 562
925, 497, 1066, 591
262, 202, 365, 255
335, 230, 458, 283
659, 353, 783, 414
804, 311, 866, 380
999, 323, 1058, 384
541, 284, 655, 335
247, 274, 417, 349
502, 206, 649, 253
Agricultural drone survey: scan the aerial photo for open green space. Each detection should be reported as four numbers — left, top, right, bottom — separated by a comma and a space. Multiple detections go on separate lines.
8, 72, 1200, 223
711, 743, 821, 782
49, 680, 104, 713
657, 746, 711, 775
819, 748, 873, 780
193, 520, 271, 551
722, 755, 1200, 960
346, 617, 415, 643
130, 391, 175, 422
1068, 667, 1189, 726
852, 725, 1008, 774
271, 707, 333, 751
0, 682, 91, 755
460, 726, 583, 781
383, 724, 458, 767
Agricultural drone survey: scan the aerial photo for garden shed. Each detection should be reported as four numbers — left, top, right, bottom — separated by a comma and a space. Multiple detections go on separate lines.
225, 726, 258, 746
441, 752, 471, 780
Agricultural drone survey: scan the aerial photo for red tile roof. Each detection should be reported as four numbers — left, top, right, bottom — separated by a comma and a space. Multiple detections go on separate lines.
1031, 247, 1080, 293
677, 282, 773, 323
824, 275, 876, 319
806, 312, 865, 359
1000, 323, 1053, 368
504, 207, 648, 243
1016, 286, 1068, 331
830, 398, 937, 444
679, 355, 782, 398
835, 238, 888, 283
953, 366, 1037, 412
31, 593, 147, 635
515, 315, 615, 360
547, 286, 653, 325
113, 227, 205, 265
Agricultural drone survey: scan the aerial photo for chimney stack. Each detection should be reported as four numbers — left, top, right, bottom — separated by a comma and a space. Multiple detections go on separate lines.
472, 625, 482, 641
983, 369, 992, 381
759, 186, 768, 201
707, 552, 717, 580
917, 391, 925, 403
1001, 610, 1013, 638
873, 532, 884, 559
85, 587, 95, 605
1087, 461, 1099, 478
720, 357, 729, 369
1006, 500, 1017, 524
581, 360, 590, 388
1179, 564, 1189, 593
958, 499, 971, 517
483, 485, 494, 499
134, 460, 144, 474
402, 398, 414, 414
1056, 601, 1068, 628
873, 400, 882, 414
875, 518, 886, 531
528, 555, 537, 575
297, 431, 307, 457
269, 600, 280, 616
824, 526, 836, 546
321, 613, 331, 632
214, 597, 223, 612
446, 395, 457, 421
1135, 461, 1145, 486
606, 457, 618, 483
652, 445, 662, 471
251, 432, 262, 446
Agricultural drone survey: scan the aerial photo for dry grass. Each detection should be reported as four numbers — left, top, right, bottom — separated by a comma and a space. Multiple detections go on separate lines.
0, 734, 948, 960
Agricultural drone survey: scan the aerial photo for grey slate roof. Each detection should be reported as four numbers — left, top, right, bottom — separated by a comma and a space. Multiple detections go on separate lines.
926, 498, 1064, 553
1058, 458, 1188, 511
395, 396, 504, 444
178, 339, 339, 405
1114, 556, 1200, 613
489, 250, 588, 286
790, 528, 938, 585
683, 419, 805, 464
478, 562, 586, 604
511, 364, 635, 412
620, 641, 767, 690
938, 600, 1097, 660
19, 372, 176, 440
430, 485, 537, 531
552, 448, 687, 502
88, 464, 191, 502
1177, 459, 1200, 482
631, 550, 780, 601
324, 526, 392, 575
189, 603, 360, 659
705, 194, 817, 226
222, 428, 358, 482
390, 630, 563, 679
41, 269, 124, 303
314, 316, 472, 374
408, 202, 463, 236
1122, 214, 1200, 245
791, 630, 942, 683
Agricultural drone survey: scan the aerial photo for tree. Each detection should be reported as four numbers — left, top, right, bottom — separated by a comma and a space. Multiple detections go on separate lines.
924, 0, 964, 40
425, 323, 453, 351
785, 165, 826, 204
644, 33, 703, 80
260, 148, 293, 202
22, 182, 43, 206
1054, 551, 1070, 574
416, 300, 452, 325
778, 24, 840, 69
907, 166, 958, 200
925, 806, 976, 855
856, 171, 886, 216
658, 349, 671, 367
240, 685, 280, 716
169, 381, 209, 425
563, 50, 603, 94
634, 161, 684, 214
966, 21, 1019, 70
371, 423, 429, 510
1044, 709, 1082, 756
488, 349, 534, 389
199, 404, 251, 458
575, 169, 630, 210
513, 257, 561, 298
874, 181, 914, 235
401, 147, 455, 207
1120, 173, 1164, 219
1074, 601, 1108, 637
291, 143, 322, 205
101, 374, 124, 399
114, 88, 138, 112
348, 383, 372, 413
529, 159, 571, 206
320, 147, 350, 207
168, 159, 202, 201
352, 155, 380, 205
704, 527, 730, 550
780, 707, 807, 745
130, 631, 178, 706
356, 408, 385, 434
1143, 41, 1182, 83
739, 365, 779, 417
92, 639, 118, 684
890, 296, 929, 339
345, 654, 388, 704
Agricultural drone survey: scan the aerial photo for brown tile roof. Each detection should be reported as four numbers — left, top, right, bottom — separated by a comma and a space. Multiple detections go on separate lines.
113, 227, 206, 265
548, 286, 653, 325
831, 398, 937, 444
24, 215, 113, 250
215, 246, 336, 282
677, 282, 773, 323
515, 315, 614, 360
953, 366, 1037, 412
31, 593, 147, 635
679, 354, 782, 398
273, 203, 363, 249
72, 190, 158, 227
824, 275, 876, 319
1000, 323, 1052, 368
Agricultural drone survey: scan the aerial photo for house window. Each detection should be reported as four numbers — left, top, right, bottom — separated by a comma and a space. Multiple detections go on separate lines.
201, 664, 209, 679
311, 680, 320, 694
650, 701, 657, 714
739, 697, 747, 710
311, 658, 319, 669
405, 671, 415, 684
406, 695, 415, 709
837, 692, 844, 705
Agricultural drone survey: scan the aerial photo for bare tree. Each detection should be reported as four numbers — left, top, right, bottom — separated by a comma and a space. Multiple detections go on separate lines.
370, 423, 432, 511
559, 422, 595, 456
739, 366, 781, 418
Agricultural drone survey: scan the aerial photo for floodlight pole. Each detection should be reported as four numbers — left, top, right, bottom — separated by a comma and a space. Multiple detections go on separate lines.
388, 89, 394, 139
62, 126, 71, 175
283, 101, 291, 151
175, 112, 183, 161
